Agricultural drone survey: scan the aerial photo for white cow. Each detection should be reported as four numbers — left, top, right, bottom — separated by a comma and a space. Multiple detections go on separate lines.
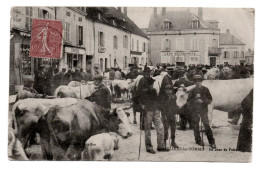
112, 79, 133, 99
204, 67, 220, 80
54, 82, 95, 99
81, 132, 119, 161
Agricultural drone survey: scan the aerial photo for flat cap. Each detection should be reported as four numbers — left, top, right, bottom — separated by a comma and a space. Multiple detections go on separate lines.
193, 74, 203, 81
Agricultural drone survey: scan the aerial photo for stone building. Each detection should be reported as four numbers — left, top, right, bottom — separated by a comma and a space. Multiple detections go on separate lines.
147, 7, 221, 66
219, 29, 246, 65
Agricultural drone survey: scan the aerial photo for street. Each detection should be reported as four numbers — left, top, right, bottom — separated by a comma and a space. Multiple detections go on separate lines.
10, 101, 250, 162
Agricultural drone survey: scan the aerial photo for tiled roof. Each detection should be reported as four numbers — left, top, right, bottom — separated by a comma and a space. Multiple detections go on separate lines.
148, 10, 217, 31
219, 33, 245, 45
104, 7, 148, 39
86, 7, 148, 39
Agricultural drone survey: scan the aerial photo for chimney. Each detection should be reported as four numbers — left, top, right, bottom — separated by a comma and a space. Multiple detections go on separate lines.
153, 7, 157, 17
198, 7, 203, 18
162, 7, 166, 16
124, 7, 127, 16
118, 7, 121, 12
226, 29, 230, 33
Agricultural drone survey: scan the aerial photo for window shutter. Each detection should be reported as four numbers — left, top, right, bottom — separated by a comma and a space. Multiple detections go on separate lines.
80, 26, 83, 45
98, 31, 100, 46
76, 25, 79, 45
29, 7, 33, 16
103, 33, 105, 47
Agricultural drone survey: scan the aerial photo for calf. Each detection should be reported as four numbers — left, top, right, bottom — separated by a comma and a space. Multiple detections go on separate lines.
82, 132, 119, 161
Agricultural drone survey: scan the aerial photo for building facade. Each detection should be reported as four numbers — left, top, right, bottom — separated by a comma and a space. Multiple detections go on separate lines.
147, 7, 221, 66
245, 49, 254, 65
56, 7, 94, 72
219, 29, 246, 65
10, 7, 55, 93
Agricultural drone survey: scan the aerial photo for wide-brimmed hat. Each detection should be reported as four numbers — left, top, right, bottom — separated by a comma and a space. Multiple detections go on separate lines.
144, 67, 151, 73
193, 75, 203, 81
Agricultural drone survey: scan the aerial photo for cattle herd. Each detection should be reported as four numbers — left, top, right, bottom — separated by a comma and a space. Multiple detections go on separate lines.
8, 64, 254, 161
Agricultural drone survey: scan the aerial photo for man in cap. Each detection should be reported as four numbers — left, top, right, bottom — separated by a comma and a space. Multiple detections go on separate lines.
159, 84, 179, 148
137, 67, 169, 154
173, 69, 194, 130
86, 74, 111, 109
187, 75, 216, 149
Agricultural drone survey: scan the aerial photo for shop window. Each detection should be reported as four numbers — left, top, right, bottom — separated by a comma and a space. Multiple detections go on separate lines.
76, 25, 83, 45
78, 55, 83, 68
25, 7, 33, 30
100, 58, 103, 71
124, 56, 127, 68
67, 54, 73, 69
20, 44, 31, 75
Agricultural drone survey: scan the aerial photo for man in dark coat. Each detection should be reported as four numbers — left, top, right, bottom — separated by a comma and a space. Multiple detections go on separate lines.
34, 66, 46, 94
187, 75, 216, 149
237, 89, 253, 152
159, 84, 179, 149
64, 69, 72, 85
173, 70, 194, 130
136, 67, 169, 154
86, 74, 111, 109
109, 68, 115, 80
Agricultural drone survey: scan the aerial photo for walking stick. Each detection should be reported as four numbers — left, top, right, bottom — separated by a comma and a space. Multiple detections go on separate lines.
138, 110, 144, 160
200, 118, 205, 150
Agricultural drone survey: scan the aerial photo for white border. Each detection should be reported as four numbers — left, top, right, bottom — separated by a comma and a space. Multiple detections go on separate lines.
1, 0, 259, 171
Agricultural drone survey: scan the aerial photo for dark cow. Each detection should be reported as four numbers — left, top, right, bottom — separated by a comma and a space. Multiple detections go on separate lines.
37, 99, 132, 160
12, 98, 79, 148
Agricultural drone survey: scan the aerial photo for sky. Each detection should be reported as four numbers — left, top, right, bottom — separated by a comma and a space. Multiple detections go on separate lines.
126, 7, 255, 50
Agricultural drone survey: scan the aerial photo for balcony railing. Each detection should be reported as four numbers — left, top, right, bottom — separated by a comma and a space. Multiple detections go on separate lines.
208, 47, 221, 56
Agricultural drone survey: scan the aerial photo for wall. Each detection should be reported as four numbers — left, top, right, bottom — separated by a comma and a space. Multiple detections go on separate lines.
94, 22, 131, 71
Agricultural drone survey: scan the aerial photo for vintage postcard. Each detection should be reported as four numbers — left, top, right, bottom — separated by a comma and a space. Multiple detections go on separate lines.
8, 6, 254, 162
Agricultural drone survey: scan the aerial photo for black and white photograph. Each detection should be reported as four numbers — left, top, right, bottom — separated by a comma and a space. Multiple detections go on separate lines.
7, 4, 255, 163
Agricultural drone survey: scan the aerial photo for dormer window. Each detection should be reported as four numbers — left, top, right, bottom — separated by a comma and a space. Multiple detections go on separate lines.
191, 20, 199, 29
163, 19, 171, 29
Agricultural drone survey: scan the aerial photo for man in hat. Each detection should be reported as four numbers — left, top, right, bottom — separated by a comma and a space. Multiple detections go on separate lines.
136, 67, 169, 154
34, 65, 46, 94
159, 84, 179, 148
86, 74, 111, 109
187, 75, 216, 149
109, 68, 115, 80
93, 64, 101, 76
173, 69, 194, 130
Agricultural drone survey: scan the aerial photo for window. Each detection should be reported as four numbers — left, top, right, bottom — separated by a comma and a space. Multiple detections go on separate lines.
164, 39, 171, 51
176, 38, 184, 51
67, 54, 73, 69
132, 39, 134, 50
113, 36, 118, 49
20, 44, 31, 75
241, 51, 244, 58
224, 51, 228, 58
163, 20, 171, 29
124, 56, 127, 68
78, 55, 83, 68
191, 20, 199, 29
234, 51, 238, 58
98, 31, 105, 47
76, 25, 83, 45
143, 42, 146, 52
66, 11, 71, 17
123, 35, 128, 49
191, 38, 199, 51
65, 22, 71, 42
25, 7, 33, 30
100, 58, 103, 71
137, 40, 139, 51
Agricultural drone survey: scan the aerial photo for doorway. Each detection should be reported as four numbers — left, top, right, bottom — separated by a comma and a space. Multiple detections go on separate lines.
210, 57, 216, 66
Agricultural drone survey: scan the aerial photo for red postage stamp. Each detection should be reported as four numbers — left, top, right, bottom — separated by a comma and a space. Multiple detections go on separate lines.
30, 19, 63, 58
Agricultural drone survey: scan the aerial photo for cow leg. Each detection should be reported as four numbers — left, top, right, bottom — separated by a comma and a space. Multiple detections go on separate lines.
133, 109, 137, 124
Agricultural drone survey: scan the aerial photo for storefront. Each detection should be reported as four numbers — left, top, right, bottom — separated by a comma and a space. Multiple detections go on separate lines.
63, 46, 86, 71
160, 51, 200, 66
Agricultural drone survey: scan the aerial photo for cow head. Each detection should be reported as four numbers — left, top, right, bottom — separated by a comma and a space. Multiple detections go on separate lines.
176, 85, 194, 108
114, 107, 133, 139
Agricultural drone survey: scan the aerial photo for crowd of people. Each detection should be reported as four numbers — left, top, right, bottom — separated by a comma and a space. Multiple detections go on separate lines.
21, 62, 252, 155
